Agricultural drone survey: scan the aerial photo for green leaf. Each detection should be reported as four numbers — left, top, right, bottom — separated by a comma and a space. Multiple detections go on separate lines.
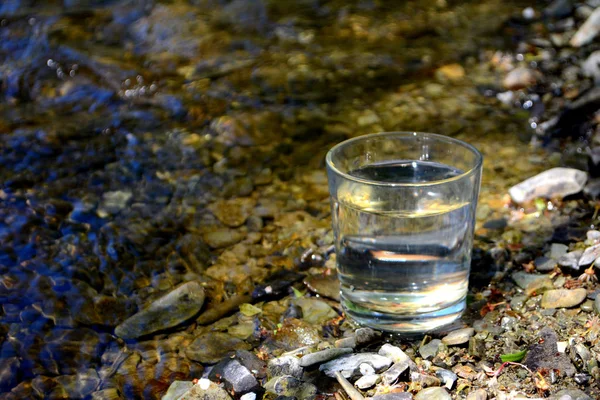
292, 287, 306, 298
500, 349, 527, 362
239, 303, 262, 316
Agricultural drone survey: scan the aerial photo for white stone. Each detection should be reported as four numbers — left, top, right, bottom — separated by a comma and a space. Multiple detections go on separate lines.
571, 7, 600, 47
508, 168, 587, 203
582, 50, 600, 84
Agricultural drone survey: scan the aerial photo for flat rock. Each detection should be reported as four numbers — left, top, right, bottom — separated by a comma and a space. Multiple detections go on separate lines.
319, 353, 392, 379
503, 67, 538, 90
372, 393, 413, 400
570, 7, 600, 47
354, 374, 380, 389
378, 344, 411, 364
179, 379, 233, 400
442, 328, 475, 345
208, 198, 256, 227
264, 375, 317, 400
419, 339, 442, 360
355, 327, 382, 346
267, 355, 303, 379
304, 272, 340, 301
382, 360, 412, 384
186, 332, 251, 364
594, 296, 600, 315
299, 347, 353, 367
535, 256, 557, 272
293, 298, 338, 325
508, 168, 587, 203
115, 281, 205, 339
466, 389, 488, 400
53, 369, 100, 399
550, 243, 569, 259
203, 229, 245, 249
163, 381, 195, 400
208, 359, 259, 395
583, 50, 600, 85
524, 327, 576, 377
558, 250, 584, 270
578, 243, 600, 266
414, 387, 451, 400
549, 388, 593, 400
541, 288, 587, 309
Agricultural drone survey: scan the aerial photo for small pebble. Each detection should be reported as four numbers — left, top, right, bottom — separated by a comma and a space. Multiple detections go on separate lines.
299, 348, 353, 368
581, 299, 594, 312
594, 296, 600, 315
355, 328, 382, 346
378, 344, 410, 364
419, 339, 442, 360
466, 389, 487, 400
441, 328, 474, 346
541, 288, 587, 309
535, 256, 557, 272
354, 374, 380, 389
372, 394, 413, 400
435, 369, 457, 389
414, 387, 451, 400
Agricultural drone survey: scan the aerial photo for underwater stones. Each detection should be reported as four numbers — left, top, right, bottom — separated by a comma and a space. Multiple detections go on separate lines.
267, 356, 303, 379
0, 357, 20, 391
208, 359, 260, 395
271, 319, 321, 351
541, 288, 587, 309
114, 281, 205, 339
186, 332, 251, 364
208, 198, 256, 228
162, 381, 194, 400
503, 67, 539, 90
203, 229, 245, 249
97, 191, 132, 217
319, 353, 392, 379
292, 298, 338, 325
179, 379, 234, 400
264, 375, 317, 400
508, 168, 587, 203
52, 369, 100, 399
299, 348, 353, 368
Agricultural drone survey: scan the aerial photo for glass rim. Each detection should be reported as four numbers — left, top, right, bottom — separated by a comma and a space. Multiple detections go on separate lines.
325, 131, 483, 187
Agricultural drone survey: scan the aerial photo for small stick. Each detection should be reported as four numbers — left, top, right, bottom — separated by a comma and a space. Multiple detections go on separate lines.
334, 372, 365, 400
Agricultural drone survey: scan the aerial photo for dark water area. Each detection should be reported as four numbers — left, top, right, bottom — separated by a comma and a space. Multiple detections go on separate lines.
0, 0, 552, 398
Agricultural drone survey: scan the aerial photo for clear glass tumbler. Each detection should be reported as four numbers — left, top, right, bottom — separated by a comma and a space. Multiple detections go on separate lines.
326, 132, 483, 333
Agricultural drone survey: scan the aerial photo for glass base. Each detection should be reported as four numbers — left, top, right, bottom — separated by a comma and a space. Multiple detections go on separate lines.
341, 297, 466, 334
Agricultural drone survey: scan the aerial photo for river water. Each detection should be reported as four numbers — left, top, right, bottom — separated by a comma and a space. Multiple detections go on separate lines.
0, 0, 551, 398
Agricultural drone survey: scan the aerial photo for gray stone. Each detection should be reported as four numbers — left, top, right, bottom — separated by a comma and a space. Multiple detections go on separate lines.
97, 191, 132, 216
264, 375, 317, 399
524, 327, 576, 377
466, 389, 488, 400
179, 379, 233, 400
410, 372, 440, 387
583, 51, 600, 85
435, 369, 457, 390
186, 332, 251, 364
54, 369, 101, 399
372, 394, 413, 400
549, 388, 593, 400
511, 271, 549, 290
594, 296, 600, 315
355, 327, 382, 346
359, 363, 376, 376
208, 359, 259, 395
162, 381, 194, 400
91, 388, 122, 400
441, 328, 474, 346
419, 339, 442, 360
299, 347, 353, 367
550, 243, 569, 259
571, 7, 600, 47
378, 344, 410, 364
559, 251, 584, 270
414, 387, 451, 400
579, 243, 600, 266
508, 168, 587, 203
203, 229, 245, 249
354, 373, 380, 389
535, 256, 557, 272
382, 360, 411, 384
319, 353, 392, 379
267, 355, 303, 379
544, 0, 574, 19
541, 289, 587, 309
115, 281, 205, 339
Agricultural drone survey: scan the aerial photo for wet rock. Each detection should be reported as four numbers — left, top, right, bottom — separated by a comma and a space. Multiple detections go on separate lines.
558, 250, 584, 269
319, 353, 392, 379
372, 394, 413, 400
535, 256, 557, 272
271, 318, 321, 351
524, 327, 576, 376
293, 298, 338, 325
162, 381, 194, 400
419, 339, 442, 360
186, 332, 251, 364
354, 373, 380, 389
52, 369, 100, 399
541, 288, 587, 308
0, 357, 20, 391
512, 271, 553, 293
382, 360, 412, 384
179, 379, 233, 400
435, 369, 458, 389
355, 327, 382, 346
304, 272, 340, 301
410, 372, 441, 388
203, 229, 246, 249
570, 7, 600, 47
91, 388, 122, 400
466, 389, 487, 400
574, 373, 591, 385
378, 344, 411, 364
508, 168, 587, 203
97, 191, 132, 217
441, 328, 474, 346
544, 0, 574, 19
549, 388, 593, 400
299, 347, 353, 367
115, 281, 205, 339
414, 387, 451, 400
550, 243, 569, 259
264, 375, 317, 399
233, 349, 267, 379
208, 198, 256, 228
208, 359, 259, 395
583, 51, 600, 85
578, 243, 600, 266
267, 356, 303, 379
503, 67, 539, 90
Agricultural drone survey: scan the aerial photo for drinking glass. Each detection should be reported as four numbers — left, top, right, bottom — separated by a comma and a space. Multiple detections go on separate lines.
326, 132, 483, 333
